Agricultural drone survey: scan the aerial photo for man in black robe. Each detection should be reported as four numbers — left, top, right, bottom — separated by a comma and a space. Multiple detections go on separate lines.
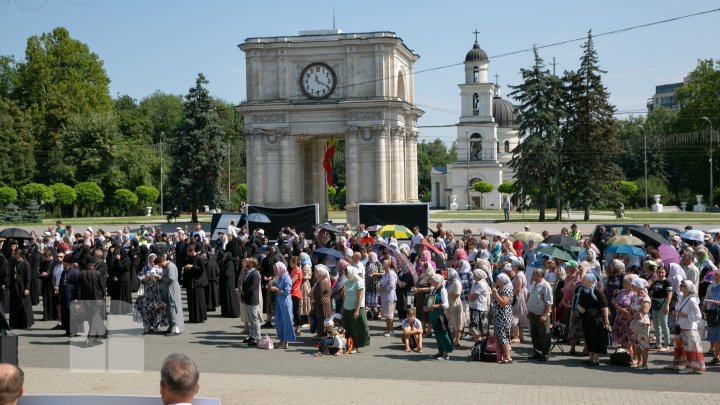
9, 249, 34, 329
59, 256, 83, 336
218, 252, 240, 318
203, 253, 220, 312
76, 256, 107, 346
182, 244, 207, 323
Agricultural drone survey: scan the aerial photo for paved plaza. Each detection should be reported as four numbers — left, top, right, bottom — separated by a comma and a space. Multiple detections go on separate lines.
12, 216, 720, 403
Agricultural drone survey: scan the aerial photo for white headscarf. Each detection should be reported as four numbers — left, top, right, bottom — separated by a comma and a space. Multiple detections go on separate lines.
668, 263, 686, 294
496, 273, 512, 286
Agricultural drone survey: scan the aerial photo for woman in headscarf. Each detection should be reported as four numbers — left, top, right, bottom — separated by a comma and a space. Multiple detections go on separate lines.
218, 252, 241, 318
413, 261, 435, 336
269, 261, 295, 349
135, 253, 167, 334
311, 264, 333, 341
491, 272, 514, 363
697, 248, 717, 299
666, 280, 705, 373
395, 245, 416, 322
343, 265, 370, 352
510, 261, 529, 344
468, 268, 490, 342
445, 268, 464, 348
577, 273, 610, 367
629, 277, 652, 370
702, 271, 720, 365
612, 274, 637, 357
378, 258, 397, 336
425, 273, 453, 360
561, 262, 584, 356
456, 252, 473, 333
364, 251, 381, 319
331, 259, 348, 313
605, 259, 626, 323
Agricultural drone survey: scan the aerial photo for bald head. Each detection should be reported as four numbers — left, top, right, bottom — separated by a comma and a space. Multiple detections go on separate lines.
0, 364, 24, 405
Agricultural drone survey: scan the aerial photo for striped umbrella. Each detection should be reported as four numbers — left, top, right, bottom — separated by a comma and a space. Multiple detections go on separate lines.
376, 224, 414, 239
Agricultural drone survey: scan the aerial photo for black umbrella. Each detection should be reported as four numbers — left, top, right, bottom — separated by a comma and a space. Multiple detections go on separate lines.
541, 234, 578, 247
0, 227, 33, 240
629, 226, 668, 248
313, 222, 341, 235
313, 247, 345, 260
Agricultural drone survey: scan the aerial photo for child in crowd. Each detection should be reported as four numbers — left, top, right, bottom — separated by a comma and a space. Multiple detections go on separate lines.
314, 314, 346, 357
401, 308, 424, 353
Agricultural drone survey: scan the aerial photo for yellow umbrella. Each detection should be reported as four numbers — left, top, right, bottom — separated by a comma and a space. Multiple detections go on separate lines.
606, 235, 644, 246
512, 231, 544, 244
377, 224, 414, 239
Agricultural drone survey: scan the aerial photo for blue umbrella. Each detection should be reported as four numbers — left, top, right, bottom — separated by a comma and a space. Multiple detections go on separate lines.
604, 244, 646, 257
313, 247, 344, 260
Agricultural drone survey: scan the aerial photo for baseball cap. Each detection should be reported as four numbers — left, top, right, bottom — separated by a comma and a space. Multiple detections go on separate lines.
571, 223, 577, 228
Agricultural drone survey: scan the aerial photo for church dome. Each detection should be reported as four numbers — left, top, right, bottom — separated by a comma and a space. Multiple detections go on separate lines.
465, 41, 488, 62
493, 96, 516, 127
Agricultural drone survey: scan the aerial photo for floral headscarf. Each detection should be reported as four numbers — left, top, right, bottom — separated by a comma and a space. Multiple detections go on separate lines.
274, 261, 288, 278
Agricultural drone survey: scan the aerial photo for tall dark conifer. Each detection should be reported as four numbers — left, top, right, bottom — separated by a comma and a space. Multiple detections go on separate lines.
508, 47, 564, 221
169, 73, 226, 211
562, 32, 621, 220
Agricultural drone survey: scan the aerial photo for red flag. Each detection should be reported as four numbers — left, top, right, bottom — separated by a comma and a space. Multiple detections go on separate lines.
323, 138, 336, 186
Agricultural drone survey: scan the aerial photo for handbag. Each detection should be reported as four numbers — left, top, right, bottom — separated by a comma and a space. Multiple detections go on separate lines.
137, 283, 145, 297
673, 297, 691, 334
257, 334, 274, 350
609, 348, 633, 367
651, 299, 663, 312
705, 308, 720, 327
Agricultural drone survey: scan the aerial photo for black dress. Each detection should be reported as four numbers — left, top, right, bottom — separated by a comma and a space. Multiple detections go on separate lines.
109, 255, 133, 314
218, 257, 240, 318
204, 255, 220, 312
0, 256, 10, 312
578, 287, 609, 354
9, 259, 34, 329
184, 255, 208, 323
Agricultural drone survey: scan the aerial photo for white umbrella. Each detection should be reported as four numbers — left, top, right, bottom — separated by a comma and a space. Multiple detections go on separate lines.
478, 226, 507, 238
680, 229, 706, 242
705, 228, 720, 234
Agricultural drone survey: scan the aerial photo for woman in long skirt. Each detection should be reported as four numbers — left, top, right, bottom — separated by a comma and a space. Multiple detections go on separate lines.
135, 254, 167, 333
577, 273, 610, 367
269, 262, 296, 349
426, 274, 453, 360
342, 266, 370, 352
667, 280, 706, 374
311, 265, 333, 340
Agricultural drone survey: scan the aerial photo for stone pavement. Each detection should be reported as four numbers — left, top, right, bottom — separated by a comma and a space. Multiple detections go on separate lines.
21, 367, 720, 404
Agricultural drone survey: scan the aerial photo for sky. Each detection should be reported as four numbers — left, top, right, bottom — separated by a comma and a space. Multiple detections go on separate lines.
1, 0, 719, 144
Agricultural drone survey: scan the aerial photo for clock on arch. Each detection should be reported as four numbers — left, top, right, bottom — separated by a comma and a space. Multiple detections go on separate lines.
299, 62, 337, 100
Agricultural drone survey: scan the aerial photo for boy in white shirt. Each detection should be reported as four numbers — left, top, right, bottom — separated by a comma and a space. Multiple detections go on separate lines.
401, 308, 424, 353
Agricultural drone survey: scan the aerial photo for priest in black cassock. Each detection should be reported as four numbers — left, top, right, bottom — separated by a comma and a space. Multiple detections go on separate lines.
9, 248, 34, 329
182, 244, 208, 323
204, 253, 220, 312
109, 248, 132, 314
218, 252, 240, 318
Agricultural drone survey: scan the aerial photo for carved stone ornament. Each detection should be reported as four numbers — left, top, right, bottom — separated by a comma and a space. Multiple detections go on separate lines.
345, 126, 359, 137
251, 113, 287, 123
390, 126, 406, 139
406, 130, 419, 141
348, 111, 383, 121
361, 129, 374, 142
371, 125, 387, 138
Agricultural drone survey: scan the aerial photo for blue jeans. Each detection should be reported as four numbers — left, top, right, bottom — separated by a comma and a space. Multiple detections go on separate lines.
651, 306, 670, 346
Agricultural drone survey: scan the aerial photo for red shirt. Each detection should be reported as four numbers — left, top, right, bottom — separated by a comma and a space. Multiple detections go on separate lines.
290, 267, 302, 299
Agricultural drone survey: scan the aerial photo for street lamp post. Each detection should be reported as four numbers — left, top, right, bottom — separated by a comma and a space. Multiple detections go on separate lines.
637, 125, 648, 210
702, 117, 714, 207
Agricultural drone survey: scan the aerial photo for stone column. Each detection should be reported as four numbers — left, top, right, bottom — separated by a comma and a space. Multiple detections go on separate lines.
316, 139, 328, 221
280, 131, 293, 206
345, 126, 359, 204
391, 126, 406, 202
250, 131, 265, 204
407, 130, 419, 202
373, 126, 388, 202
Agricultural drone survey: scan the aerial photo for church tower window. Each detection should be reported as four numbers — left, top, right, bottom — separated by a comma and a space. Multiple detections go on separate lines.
473, 67, 479, 83
470, 133, 482, 160
504, 140, 510, 153
472, 93, 479, 116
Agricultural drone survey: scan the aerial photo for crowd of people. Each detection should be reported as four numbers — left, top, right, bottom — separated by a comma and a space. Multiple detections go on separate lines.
0, 219, 718, 373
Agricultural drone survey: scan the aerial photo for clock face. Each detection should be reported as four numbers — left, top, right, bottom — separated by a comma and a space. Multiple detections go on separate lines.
300, 62, 337, 100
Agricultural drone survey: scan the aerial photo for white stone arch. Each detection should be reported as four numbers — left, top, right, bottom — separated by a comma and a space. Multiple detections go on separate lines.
397, 70, 406, 100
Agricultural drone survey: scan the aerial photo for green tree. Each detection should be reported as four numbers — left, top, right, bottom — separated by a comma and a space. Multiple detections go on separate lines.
139, 91, 184, 144
472, 181, 493, 208
562, 32, 622, 220
49, 183, 76, 206
235, 183, 247, 201
508, 47, 564, 221
20, 183, 54, 204
0, 97, 35, 188
113, 188, 138, 215
74, 182, 104, 217
417, 138, 456, 200
617, 180, 638, 205
498, 181, 515, 195
14, 27, 112, 183
0, 187, 17, 206
61, 111, 122, 189
327, 186, 337, 209
135, 185, 160, 206
0, 56, 18, 98
169, 73, 226, 211
675, 59, 720, 132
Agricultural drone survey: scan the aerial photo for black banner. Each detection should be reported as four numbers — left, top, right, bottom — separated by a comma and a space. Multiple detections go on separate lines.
247, 204, 319, 241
